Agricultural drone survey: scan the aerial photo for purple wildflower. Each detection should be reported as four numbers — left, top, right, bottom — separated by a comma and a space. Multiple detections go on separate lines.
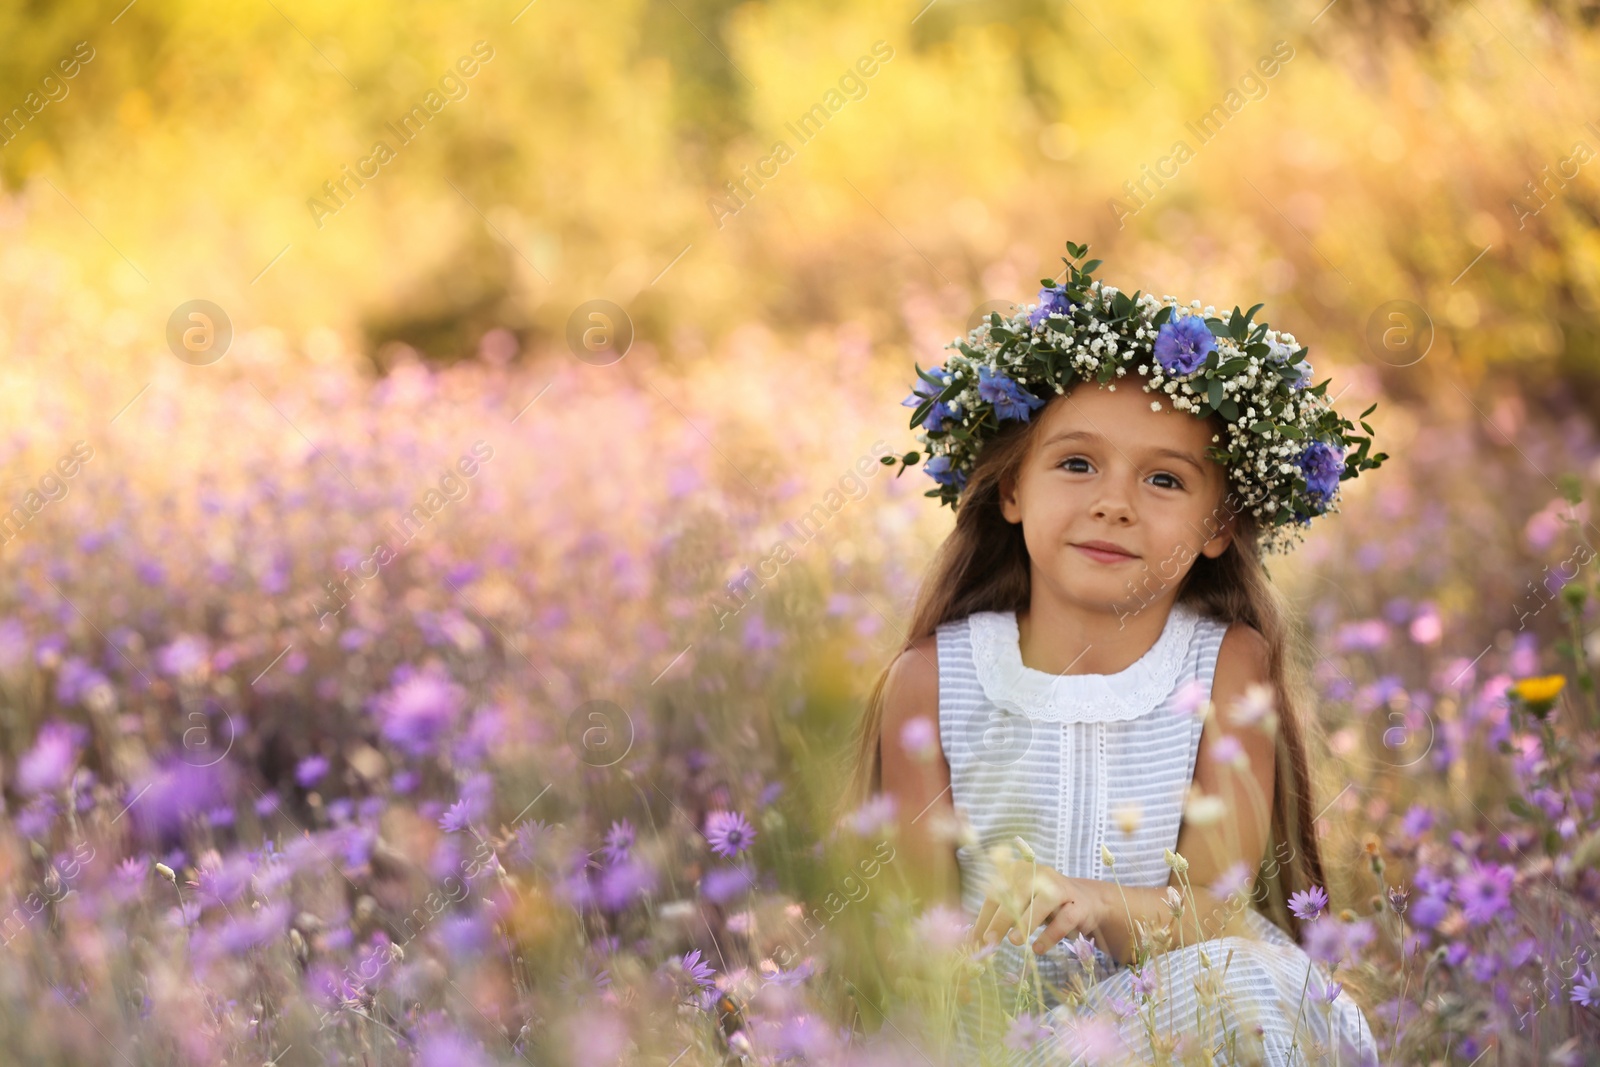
54, 658, 111, 708
434, 914, 493, 963
601, 819, 635, 864
1297, 441, 1344, 514
675, 948, 716, 989
598, 855, 657, 911
1005, 1013, 1053, 1051
206, 900, 290, 956
452, 704, 508, 765
1304, 916, 1376, 966
976, 365, 1046, 422
768, 958, 815, 985
1311, 973, 1344, 1004
372, 666, 466, 757
439, 798, 473, 833
16, 796, 58, 838
1399, 804, 1435, 839
705, 810, 756, 858
1104, 993, 1138, 1020
18, 720, 87, 796
1288, 884, 1329, 922
132, 758, 235, 840
1386, 883, 1410, 916
156, 634, 210, 679
196, 855, 254, 906
415, 1030, 494, 1067
776, 1015, 839, 1059
847, 793, 896, 835
341, 825, 375, 870
511, 819, 549, 866
0, 617, 28, 675
1454, 860, 1515, 926
701, 865, 755, 905
295, 755, 329, 787
1152, 315, 1216, 375
1572, 968, 1600, 1008
1131, 965, 1158, 999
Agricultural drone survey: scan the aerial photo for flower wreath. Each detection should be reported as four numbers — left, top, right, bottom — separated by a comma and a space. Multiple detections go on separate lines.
886, 241, 1388, 555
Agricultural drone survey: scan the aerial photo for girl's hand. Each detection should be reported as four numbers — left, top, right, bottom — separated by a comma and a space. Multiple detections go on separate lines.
969, 856, 1112, 956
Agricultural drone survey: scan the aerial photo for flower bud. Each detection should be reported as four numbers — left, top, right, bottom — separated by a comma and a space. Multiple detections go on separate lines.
1164, 848, 1189, 874
1013, 836, 1036, 863
1100, 844, 1115, 869
155, 863, 176, 884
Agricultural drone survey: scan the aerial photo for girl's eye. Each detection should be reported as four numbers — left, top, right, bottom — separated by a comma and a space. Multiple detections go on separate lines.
1059, 456, 1184, 490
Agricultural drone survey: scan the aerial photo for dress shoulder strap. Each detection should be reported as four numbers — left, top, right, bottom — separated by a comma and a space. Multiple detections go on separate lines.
934, 615, 985, 771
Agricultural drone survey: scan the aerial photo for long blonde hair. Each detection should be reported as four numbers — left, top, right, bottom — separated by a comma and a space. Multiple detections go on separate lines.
841, 383, 1333, 943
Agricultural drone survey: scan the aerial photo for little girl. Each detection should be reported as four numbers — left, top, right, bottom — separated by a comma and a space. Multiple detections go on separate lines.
846, 243, 1387, 1065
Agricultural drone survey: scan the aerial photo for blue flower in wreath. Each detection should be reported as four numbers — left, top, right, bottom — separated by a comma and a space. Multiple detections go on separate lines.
1289, 357, 1314, 391
924, 454, 967, 490
976, 365, 1046, 423
1028, 286, 1075, 329
1152, 316, 1216, 375
1297, 440, 1344, 513
902, 364, 956, 431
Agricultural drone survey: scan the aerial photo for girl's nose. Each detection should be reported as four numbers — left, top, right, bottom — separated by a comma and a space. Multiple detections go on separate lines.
1091, 495, 1134, 524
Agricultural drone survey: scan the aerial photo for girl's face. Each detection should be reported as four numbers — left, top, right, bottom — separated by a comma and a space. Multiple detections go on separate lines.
999, 380, 1236, 613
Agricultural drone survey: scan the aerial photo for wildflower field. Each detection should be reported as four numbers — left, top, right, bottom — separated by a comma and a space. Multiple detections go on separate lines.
3, 0, 1600, 1063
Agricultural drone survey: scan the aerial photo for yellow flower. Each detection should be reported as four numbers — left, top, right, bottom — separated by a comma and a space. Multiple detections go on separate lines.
1511, 674, 1565, 703
1510, 674, 1566, 717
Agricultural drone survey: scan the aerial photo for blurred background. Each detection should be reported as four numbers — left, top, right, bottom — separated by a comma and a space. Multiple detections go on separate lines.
1, 0, 1599, 1063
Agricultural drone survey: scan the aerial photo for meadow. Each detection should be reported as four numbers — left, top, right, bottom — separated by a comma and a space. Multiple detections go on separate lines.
1, 0, 1599, 1062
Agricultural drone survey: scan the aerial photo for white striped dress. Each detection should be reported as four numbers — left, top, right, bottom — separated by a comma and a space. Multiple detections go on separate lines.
936, 599, 1380, 1066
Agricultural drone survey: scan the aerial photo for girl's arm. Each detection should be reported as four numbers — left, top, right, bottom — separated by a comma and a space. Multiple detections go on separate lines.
878, 635, 963, 910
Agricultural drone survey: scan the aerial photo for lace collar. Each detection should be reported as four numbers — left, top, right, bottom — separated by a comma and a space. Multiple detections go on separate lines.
967, 602, 1199, 724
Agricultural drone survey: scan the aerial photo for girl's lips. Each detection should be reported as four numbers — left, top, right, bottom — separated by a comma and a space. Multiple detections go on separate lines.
1074, 543, 1139, 565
